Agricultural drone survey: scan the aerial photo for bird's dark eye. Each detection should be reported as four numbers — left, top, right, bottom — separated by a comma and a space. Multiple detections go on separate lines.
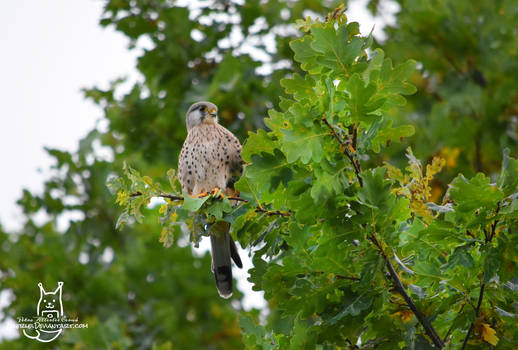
200, 106, 206, 111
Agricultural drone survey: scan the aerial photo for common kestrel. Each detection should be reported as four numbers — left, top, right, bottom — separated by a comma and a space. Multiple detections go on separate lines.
178, 101, 243, 298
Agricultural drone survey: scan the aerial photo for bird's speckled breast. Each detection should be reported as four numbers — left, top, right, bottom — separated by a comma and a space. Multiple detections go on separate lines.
178, 123, 241, 195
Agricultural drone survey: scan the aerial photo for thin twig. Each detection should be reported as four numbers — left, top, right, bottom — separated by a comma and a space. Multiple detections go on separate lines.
488, 201, 501, 242
465, 230, 475, 239
461, 203, 500, 349
443, 302, 465, 343
352, 123, 358, 151
444, 53, 464, 75
322, 117, 363, 187
368, 234, 445, 349
336, 274, 361, 281
314, 271, 360, 281
255, 208, 291, 217
460, 284, 485, 350
483, 228, 489, 243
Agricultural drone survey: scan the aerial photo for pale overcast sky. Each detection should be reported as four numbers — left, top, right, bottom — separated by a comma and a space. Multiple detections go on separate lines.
0, 0, 141, 233
0, 0, 395, 339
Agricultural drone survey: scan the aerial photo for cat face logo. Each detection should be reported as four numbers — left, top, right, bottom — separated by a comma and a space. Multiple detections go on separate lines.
22, 281, 64, 342
37, 282, 63, 319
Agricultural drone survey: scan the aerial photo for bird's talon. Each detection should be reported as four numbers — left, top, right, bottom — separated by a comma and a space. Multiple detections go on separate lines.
209, 188, 225, 199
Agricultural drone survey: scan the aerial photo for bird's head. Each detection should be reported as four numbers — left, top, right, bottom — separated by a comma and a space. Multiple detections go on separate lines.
185, 101, 218, 130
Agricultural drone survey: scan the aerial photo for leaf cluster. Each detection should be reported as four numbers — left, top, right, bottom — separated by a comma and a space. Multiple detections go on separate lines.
110, 5, 518, 348
2, 1, 518, 349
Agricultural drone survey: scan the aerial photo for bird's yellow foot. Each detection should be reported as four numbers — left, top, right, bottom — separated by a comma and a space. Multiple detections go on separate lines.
195, 191, 209, 198
211, 188, 225, 199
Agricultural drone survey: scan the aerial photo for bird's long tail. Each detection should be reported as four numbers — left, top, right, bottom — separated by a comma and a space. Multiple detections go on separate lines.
210, 222, 243, 298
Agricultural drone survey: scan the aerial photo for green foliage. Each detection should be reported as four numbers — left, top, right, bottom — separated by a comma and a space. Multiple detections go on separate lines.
110, 6, 518, 349
380, 0, 518, 180
109, 162, 239, 248
2, 1, 518, 349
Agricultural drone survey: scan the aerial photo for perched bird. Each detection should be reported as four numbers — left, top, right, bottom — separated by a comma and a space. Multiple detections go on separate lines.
178, 101, 243, 298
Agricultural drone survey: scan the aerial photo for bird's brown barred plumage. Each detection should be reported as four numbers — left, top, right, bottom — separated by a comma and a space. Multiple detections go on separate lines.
178, 101, 243, 298
178, 123, 242, 196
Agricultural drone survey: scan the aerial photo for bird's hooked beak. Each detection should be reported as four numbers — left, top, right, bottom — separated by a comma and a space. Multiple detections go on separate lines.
209, 108, 217, 118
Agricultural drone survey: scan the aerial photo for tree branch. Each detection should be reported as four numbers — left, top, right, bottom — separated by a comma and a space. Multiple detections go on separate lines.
314, 271, 360, 281
460, 284, 485, 350
129, 191, 248, 202
488, 201, 501, 242
352, 123, 358, 151
322, 117, 363, 187
444, 52, 464, 75
443, 302, 465, 343
130, 191, 292, 217
462, 204, 499, 349
368, 235, 445, 349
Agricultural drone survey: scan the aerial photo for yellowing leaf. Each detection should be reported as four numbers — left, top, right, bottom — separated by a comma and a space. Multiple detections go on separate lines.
159, 226, 175, 248
439, 147, 460, 169
385, 162, 406, 183
411, 201, 433, 223
142, 175, 153, 186
116, 190, 129, 206
392, 310, 414, 322
481, 323, 499, 346
430, 183, 443, 203
425, 156, 445, 181
159, 227, 167, 241
159, 204, 167, 214
294, 16, 315, 32
385, 149, 444, 222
